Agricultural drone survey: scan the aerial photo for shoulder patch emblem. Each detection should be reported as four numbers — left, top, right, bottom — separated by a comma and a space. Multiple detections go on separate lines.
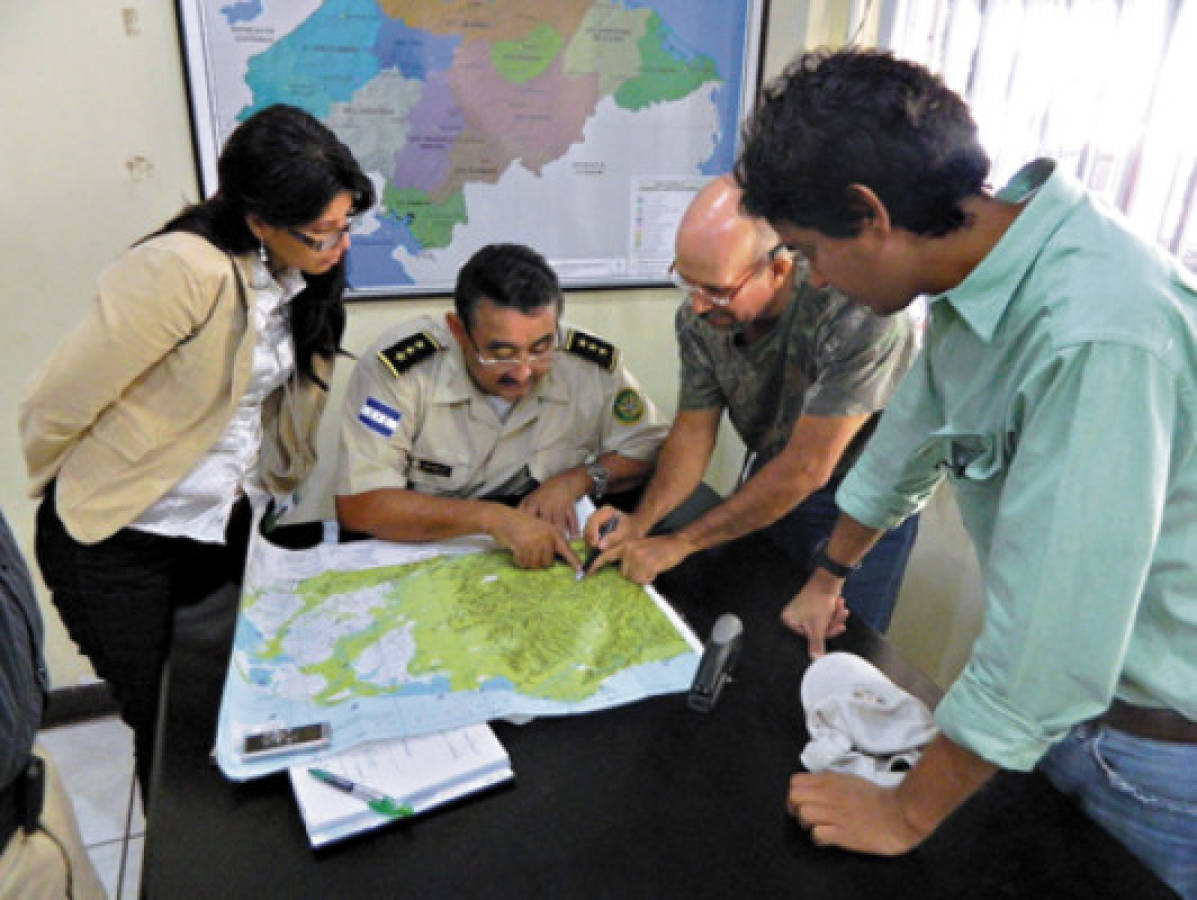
378, 331, 444, 377
357, 397, 401, 437
613, 388, 645, 424
564, 328, 618, 372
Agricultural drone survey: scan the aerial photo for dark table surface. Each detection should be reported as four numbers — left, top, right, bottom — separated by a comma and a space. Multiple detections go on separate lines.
145, 529, 1174, 899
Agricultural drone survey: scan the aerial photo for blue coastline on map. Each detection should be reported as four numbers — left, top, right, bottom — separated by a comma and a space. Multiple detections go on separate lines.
478, 677, 516, 693
623, 0, 747, 54
394, 677, 452, 697
217, 644, 698, 780
700, 83, 738, 175
347, 214, 416, 289
237, 0, 384, 121
235, 617, 264, 649
220, 0, 263, 25
373, 19, 460, 79
623, 0, 746, 173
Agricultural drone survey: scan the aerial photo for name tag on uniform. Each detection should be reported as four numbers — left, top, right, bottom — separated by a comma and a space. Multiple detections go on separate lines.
358, 397, 401, 437
415, 459, 453, 478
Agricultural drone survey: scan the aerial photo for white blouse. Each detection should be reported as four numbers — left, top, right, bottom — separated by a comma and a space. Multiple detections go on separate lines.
130, 255, 302, 544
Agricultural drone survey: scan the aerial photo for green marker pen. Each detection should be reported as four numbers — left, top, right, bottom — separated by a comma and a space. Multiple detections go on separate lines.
308, 768, 415, 818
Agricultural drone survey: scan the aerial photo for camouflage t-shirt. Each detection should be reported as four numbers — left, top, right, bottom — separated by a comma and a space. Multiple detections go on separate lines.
676, 279, 918, 475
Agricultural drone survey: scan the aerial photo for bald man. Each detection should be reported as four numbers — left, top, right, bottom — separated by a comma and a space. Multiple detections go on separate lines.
586, 176, 919, 635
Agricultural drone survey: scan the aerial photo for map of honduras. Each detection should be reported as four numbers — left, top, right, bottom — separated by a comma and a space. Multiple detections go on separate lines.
215, 531, 701, 780
191, 0, 751, 290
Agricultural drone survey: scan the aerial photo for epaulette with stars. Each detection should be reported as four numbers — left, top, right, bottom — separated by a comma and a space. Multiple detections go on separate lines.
563, 328, 619, 372
377, 331, 444, 377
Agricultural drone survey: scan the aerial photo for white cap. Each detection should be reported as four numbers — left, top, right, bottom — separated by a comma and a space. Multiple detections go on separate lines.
799, 652, 937, 786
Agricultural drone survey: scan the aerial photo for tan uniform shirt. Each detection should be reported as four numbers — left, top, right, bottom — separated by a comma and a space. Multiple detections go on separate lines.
337, 316, 668, 499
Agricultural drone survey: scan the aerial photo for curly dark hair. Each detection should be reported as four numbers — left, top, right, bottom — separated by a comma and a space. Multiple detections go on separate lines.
736, 48, 990, 238
454, 243, 563, 330
155, 104, 375, 385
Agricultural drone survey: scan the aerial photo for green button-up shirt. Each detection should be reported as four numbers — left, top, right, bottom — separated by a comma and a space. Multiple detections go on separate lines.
837, 159, 1197, 770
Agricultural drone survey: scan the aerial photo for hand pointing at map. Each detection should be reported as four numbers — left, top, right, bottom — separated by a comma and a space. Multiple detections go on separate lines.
488, 506, 582, 571
583, 507, 700, 584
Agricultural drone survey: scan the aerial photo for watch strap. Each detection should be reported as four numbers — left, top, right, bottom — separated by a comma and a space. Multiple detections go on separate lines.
585, 462, 609, 501
811, 537, 860, 578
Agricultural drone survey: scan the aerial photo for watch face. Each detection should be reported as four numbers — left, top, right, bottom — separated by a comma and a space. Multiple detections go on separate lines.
586, 463, 609, 497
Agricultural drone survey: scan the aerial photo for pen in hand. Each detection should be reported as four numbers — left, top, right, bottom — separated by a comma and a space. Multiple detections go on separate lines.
308, 767, 414, 819
579, 514, 621, 578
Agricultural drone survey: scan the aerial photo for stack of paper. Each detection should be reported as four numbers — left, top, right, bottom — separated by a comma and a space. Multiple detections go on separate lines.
289, 723, 513, 847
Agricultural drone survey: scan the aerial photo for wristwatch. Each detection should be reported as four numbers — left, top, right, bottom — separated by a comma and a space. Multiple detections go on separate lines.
811, 537, 861, 578
585, 461, 610, 501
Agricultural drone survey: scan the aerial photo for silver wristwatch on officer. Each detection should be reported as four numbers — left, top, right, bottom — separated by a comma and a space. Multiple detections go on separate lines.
585, 461, 610, 501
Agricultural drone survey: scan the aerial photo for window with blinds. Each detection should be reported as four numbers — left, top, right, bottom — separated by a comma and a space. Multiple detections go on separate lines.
882, 0, 1196, 269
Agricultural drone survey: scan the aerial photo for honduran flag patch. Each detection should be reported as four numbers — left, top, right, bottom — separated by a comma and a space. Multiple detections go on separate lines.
358, 397, 401, 437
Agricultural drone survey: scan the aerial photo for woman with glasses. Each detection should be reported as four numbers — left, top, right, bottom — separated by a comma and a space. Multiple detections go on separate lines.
21, 103, 374, 798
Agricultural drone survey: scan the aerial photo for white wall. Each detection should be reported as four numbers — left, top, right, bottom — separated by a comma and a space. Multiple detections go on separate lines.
1, 3, 201, 685
0, 0, 982, 691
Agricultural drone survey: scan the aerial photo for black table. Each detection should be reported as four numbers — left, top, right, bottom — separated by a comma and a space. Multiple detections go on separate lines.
145, 530, 1174, 899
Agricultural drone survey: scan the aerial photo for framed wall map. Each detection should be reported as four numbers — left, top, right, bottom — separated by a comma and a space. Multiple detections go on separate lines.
177, 0, 766, 296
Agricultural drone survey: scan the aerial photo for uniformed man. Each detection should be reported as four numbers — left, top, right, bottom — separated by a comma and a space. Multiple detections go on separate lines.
586, 176, 919, 635
336, 243, 669, 570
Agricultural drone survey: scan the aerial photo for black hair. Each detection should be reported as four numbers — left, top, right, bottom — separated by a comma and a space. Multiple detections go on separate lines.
454, 243, 562, 330
155, 104, 375, 385
736, 48, 990, 238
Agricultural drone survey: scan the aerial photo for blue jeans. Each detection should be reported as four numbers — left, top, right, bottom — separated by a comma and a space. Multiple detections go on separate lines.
758, 479, 918, 633
1038, 722, 1197, 898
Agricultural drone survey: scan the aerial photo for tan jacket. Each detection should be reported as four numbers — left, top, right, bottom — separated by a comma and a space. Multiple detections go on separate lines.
20, 231, 332, 544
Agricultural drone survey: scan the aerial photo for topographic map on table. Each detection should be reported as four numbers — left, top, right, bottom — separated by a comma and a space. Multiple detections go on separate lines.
179, 0, 761, 293
215, 529, 701, 780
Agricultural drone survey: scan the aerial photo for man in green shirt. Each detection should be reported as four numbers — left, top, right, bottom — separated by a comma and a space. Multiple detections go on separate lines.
736, 48, 1197, 897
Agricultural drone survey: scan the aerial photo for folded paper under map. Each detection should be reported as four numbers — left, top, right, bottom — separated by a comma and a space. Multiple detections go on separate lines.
289, 724, 514, 847
215, 527, 701, 780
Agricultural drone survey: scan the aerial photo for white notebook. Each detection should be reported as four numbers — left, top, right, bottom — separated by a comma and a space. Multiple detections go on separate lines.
288, 723, 513, 847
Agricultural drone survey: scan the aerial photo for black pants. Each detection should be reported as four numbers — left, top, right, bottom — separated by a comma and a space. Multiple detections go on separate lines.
34, 484, 250, 798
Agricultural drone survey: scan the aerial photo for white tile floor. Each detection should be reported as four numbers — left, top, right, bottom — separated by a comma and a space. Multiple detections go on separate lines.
37, 715, 142, 899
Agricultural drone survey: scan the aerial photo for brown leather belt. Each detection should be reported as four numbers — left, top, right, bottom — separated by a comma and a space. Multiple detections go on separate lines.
1097, 698, 1197, 743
